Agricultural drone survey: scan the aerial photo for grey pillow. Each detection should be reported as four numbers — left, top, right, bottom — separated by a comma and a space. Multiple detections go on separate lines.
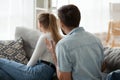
104, 47, 120, 72
15, 27, 41, 59
0, 37, 28, 64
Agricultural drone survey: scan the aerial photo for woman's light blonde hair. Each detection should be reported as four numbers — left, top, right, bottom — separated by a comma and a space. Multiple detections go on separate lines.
38, 13, 62, 44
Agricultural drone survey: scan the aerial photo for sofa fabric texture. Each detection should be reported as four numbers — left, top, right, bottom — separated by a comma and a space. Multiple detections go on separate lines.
104, 47, 120, 72
0, 37, 28, 64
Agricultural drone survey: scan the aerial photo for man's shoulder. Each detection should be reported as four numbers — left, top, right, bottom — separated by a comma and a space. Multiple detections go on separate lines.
56, 37, 66, 46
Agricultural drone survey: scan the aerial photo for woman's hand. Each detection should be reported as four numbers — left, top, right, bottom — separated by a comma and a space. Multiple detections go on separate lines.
45, 38, 57, 66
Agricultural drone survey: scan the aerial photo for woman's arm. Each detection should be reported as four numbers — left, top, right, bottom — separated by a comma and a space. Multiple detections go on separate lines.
27, 35, 46, 66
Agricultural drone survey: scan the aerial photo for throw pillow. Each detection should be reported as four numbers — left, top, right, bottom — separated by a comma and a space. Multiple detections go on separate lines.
104, 47, 120, 72
0, 37, 28, 64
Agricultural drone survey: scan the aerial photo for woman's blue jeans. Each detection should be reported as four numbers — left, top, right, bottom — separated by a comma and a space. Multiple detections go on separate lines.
0, 58, 55, 80
0, 69, 14, 80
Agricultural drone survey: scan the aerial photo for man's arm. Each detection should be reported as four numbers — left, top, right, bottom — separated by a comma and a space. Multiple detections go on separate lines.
56, 67, 72, 80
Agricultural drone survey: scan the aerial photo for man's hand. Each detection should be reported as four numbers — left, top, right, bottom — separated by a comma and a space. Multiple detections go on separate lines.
45, 39, 57, 66
45, 39, 72, 80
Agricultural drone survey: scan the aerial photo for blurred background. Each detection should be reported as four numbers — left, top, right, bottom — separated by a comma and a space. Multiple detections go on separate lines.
0, 0, 120, 43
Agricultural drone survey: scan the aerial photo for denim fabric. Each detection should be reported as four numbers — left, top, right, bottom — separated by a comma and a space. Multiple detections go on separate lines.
0, 69, 14, 80
106, 70, 120, 80
56, 27, 104, 80
0, 58, 55, 80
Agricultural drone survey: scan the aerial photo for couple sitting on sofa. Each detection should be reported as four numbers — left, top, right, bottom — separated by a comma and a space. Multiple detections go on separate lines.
0, 4, 118, 80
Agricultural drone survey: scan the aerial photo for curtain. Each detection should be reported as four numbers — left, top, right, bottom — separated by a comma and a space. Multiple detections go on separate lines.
0, 0, 10, 40
0, 0, 34, 40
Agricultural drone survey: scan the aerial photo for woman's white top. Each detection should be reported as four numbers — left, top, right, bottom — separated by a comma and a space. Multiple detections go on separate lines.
27, 33, 54, 66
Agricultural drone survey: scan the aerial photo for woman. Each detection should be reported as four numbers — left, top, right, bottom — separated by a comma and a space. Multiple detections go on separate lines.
0, 13, 62, 80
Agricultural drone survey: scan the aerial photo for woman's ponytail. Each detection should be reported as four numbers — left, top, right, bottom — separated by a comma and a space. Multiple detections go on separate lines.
38, 13, 62, 43
49, 14, 62, 44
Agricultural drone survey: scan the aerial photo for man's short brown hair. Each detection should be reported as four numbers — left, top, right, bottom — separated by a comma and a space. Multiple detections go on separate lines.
58, 4, 81, 28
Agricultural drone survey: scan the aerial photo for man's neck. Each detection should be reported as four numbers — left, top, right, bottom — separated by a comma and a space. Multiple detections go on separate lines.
64, 27, 74, 35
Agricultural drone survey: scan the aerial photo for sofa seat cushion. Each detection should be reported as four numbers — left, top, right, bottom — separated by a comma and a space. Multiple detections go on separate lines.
0, 37, 28, 64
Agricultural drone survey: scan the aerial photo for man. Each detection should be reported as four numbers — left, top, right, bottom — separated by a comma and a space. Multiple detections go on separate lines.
46, 4, 104, 80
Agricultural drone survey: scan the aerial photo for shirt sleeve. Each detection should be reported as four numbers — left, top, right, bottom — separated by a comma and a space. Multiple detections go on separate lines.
27, 34, 46, 66
56, 43, 72, 72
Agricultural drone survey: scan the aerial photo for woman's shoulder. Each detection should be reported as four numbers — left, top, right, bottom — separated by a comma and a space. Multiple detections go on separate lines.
39, 33, 52, 40
36, 33, 51, 46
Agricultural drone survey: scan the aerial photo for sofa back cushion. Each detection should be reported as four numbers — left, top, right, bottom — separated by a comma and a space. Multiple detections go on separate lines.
15, 27, 41, 59
104, 47, 120, 72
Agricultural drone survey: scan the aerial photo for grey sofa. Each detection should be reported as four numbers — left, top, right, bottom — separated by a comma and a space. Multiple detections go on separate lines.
15, 27, 58, 80
15, 27, 120, 80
